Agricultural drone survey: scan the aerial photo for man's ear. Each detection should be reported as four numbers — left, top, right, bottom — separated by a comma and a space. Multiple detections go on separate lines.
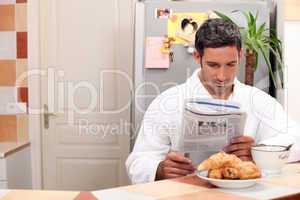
193, 50, 202, 65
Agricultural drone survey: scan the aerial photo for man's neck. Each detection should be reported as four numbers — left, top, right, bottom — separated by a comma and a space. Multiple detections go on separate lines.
198, 71, 234, 100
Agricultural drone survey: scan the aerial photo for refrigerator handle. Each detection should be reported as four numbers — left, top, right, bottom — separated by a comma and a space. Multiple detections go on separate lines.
129, 88, 135, 151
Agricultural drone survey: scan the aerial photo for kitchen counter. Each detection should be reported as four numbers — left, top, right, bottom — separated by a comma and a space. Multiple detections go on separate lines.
0, 141, 30, 158
0, 163, 299, 200
0, 141, 31, 189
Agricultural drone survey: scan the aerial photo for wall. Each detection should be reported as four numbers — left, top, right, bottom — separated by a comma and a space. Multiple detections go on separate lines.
285, 0, 300, 21
0, 0, 28, 142
285, 0, 300, 123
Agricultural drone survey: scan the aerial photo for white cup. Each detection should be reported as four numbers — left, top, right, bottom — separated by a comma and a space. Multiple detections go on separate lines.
251, 145, 290, 175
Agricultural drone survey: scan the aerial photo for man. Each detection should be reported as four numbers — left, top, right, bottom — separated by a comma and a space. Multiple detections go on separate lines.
126, 18, 300, 184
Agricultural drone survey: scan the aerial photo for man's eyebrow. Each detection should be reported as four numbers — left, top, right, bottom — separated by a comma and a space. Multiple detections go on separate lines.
206, 61, 219, 64
227, 61, 238, 64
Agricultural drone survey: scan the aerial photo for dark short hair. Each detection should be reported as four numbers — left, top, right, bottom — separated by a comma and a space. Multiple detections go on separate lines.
195, 18, 242, 56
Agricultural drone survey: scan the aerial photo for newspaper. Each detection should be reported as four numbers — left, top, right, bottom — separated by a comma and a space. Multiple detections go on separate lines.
180, 98, 247, 165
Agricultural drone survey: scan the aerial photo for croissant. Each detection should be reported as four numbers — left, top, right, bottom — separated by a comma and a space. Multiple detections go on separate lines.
222, 167, 239, 179
222, 154, 243, 168
208, 168, 223, 179
238, 161, 261, 180
198, 152, 261, 180
197, 152, 243, 171
197, 152, 226, 171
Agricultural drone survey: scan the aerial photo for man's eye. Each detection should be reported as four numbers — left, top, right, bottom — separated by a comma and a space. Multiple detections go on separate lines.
208, 64, 218, 68
227, 63, 236, 67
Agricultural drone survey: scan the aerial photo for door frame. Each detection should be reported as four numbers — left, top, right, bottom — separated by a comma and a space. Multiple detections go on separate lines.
28, 0, 43, 189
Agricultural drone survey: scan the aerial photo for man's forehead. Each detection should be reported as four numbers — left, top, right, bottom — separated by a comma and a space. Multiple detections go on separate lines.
203, 46, 240, 54
202, 47, 241, 61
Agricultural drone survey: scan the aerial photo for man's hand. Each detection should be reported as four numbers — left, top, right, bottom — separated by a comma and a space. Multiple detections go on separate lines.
223, 136, 254, 161
155, 152, 195, 180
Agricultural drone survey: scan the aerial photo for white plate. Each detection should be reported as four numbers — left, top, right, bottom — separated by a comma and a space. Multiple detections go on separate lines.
197, 171, 262, 189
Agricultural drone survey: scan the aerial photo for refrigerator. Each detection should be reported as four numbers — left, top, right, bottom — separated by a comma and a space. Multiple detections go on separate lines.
132, 0, 276, 147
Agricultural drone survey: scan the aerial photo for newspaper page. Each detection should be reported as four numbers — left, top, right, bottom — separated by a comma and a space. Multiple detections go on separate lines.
180, 98, 247, 165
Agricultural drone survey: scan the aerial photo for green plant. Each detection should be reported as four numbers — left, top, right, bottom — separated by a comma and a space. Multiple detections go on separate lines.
214, 10, 284, 89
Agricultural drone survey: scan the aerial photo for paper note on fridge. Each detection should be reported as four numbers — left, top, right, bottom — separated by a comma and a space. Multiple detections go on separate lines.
145, 37, 170, 69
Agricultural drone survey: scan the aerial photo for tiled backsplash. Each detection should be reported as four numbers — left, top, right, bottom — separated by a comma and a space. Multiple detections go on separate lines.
0, 32, 16, 59
0, 87, 17, 103
0, 115, 28, 142
0, 0, 28, 142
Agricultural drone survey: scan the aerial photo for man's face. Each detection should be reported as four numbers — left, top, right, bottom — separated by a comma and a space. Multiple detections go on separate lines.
194, 46, 241, 94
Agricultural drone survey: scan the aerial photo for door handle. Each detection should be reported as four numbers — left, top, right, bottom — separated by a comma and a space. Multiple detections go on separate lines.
44, 104, 57, 129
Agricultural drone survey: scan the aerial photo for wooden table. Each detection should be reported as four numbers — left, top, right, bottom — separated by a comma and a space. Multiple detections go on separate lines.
1, 163, 300, 200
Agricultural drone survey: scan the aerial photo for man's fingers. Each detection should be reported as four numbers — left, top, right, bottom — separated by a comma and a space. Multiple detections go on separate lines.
165, 173, 182, 179
167, 152, 192, 164
231, 136, 254, 144
157, 153, 195, 180
231, 149, 251, 157
239, 156, 253, 161
164, 167, 193, 176
166, 160, 195, 171
224, 143, 253, 153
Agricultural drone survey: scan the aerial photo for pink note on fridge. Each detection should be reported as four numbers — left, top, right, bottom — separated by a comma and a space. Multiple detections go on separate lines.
145, 37, 170, 69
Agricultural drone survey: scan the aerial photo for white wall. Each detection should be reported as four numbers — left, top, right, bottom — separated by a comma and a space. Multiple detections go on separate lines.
285, 21, 300, 123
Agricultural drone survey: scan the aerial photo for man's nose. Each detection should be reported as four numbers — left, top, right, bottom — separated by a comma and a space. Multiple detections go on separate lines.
216, 68, 226, 82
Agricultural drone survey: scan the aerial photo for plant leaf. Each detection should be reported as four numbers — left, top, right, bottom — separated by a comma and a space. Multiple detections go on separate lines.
267, 43, 284, 87
255, 11, 259, 22
248, 12, 256, 37
257, 42, 279, 88
213, 10, 238, 26
257, 23, 266, 38
266, 29, 284, 87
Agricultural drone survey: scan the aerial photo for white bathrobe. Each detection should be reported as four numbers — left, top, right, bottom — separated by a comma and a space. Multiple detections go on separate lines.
126, 68, 300, 184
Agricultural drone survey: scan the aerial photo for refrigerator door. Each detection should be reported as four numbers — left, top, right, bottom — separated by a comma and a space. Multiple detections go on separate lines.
133, 0, 271, 144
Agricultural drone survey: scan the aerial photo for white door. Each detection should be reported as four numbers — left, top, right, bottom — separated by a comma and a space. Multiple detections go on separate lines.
40, 0, 134, 190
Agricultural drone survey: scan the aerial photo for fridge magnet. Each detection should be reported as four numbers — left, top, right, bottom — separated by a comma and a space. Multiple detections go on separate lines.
155, 8, 172, 19
160, 36, 175, 54
161, 36, 176, 63
168, 12, 208, 45
145, 37, 170, 69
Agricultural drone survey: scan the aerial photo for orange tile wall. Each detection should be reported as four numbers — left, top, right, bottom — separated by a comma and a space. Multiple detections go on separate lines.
0, 0, 28, 142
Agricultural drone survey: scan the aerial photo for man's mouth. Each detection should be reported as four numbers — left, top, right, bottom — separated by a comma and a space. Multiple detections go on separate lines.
214, 82, 226, 87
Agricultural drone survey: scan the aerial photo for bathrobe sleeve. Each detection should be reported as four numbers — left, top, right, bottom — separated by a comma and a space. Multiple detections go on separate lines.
125, 95, 173, 184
